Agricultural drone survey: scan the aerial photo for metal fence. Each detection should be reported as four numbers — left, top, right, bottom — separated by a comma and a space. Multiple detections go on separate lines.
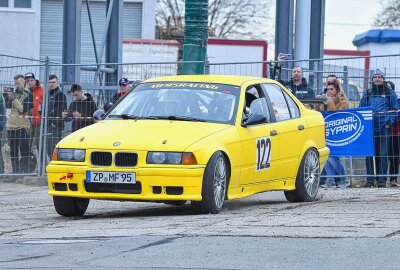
1, 53, 400, 188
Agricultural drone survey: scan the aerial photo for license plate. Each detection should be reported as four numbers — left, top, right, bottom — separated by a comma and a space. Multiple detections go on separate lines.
86, 171, 136, 184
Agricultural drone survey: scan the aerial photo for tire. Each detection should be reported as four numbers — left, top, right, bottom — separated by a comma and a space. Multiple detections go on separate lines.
53, 196, 90, 217
284, 148, 320, 202
191, 152, 227, 214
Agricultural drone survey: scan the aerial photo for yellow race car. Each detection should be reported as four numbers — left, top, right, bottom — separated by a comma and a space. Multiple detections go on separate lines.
47, 75, 329, 216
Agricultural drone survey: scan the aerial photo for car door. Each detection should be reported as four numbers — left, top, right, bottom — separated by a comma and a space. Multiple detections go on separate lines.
261, 83, 306, 180
238, 85, 282, 186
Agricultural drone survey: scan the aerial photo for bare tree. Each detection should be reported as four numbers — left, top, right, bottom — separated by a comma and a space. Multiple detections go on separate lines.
373, 0, 400, 28
156, 0, 272, 39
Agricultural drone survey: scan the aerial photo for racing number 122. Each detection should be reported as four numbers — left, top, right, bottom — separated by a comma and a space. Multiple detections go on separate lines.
256, 137, 271, 171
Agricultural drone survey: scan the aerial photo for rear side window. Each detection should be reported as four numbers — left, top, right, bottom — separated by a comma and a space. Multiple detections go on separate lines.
282, 90, 300, 118
261, 83, 300, 121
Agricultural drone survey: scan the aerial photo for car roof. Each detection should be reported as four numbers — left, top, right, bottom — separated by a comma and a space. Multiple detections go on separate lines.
143, 75, 274, 87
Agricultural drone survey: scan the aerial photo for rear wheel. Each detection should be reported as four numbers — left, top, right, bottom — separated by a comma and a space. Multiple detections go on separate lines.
192, 152, 227, 214
284, 149, 320, 202
53, 196, 90, 217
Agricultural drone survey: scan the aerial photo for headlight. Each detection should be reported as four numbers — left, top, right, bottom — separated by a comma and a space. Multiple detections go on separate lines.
147, 152, 182, 164
57, 149, 86, 162
146, 152, 198, 165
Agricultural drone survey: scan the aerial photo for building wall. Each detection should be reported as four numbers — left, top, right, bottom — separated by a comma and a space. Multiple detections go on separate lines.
0, 1, 41, 59
140, 0, 156, 38
0, 0, 155, 61
357, 42, 400, 56
207, 39, 268, 77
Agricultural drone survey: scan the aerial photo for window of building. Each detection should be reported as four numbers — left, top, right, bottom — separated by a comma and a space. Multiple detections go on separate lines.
0, 0, 32, 8
14, 0, 31, 8
0, 0, 8, 8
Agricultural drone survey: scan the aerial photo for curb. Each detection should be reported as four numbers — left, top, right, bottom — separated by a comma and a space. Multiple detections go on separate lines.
23, 176, 48, 186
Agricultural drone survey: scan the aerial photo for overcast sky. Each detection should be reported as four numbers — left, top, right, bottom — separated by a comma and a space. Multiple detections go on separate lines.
324, 0, 382, 50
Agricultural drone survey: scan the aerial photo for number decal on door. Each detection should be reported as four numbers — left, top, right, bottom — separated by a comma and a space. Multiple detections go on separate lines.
256, 137, 272, 171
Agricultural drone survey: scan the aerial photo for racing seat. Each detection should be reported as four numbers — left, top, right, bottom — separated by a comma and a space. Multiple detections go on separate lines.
249, 98, 270, 122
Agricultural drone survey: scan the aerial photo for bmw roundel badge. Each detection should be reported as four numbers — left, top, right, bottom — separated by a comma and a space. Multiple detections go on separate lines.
113, 142, 121, 147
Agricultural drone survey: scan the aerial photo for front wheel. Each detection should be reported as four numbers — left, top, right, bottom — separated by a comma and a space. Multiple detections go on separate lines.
53, 196, 90, 217
192, 151, 228, 214
284, 148, 320, 202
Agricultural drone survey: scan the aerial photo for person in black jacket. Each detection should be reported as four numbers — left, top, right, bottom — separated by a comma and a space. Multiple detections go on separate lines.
104, 78, 140, 112
274, 53, 315, 99
62, 84, 97, 132
40, 74, 67, 159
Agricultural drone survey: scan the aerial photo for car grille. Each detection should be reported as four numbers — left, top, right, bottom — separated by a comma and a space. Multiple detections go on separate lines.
91, 152, 112, 166
115, 152, 138, 167
85, 182, 142, 194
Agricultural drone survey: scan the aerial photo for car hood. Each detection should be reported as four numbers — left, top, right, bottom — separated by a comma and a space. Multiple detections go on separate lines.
58, 119, 232, 151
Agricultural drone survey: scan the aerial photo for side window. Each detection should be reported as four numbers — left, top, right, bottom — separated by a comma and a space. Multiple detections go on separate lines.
243, 85, 270, 124
261, 84, 291, 122
282, 90, 300, 119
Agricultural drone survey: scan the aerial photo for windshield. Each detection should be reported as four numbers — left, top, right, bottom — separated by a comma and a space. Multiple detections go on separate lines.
106, 82, 240, 124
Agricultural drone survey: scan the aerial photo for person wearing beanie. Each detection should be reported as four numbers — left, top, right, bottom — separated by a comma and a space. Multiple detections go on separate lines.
25, 72, 44, 172
359, 69, 399, 188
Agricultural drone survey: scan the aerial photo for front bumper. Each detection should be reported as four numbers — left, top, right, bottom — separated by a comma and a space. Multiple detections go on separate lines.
318, 146, 330, 170
47, 164, 205, 201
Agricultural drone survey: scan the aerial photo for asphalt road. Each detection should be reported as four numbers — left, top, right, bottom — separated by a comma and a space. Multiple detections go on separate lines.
0, 182, 399, 269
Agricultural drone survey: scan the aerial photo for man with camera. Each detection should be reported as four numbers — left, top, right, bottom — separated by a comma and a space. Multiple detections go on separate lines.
273, 53, 315, 99
3, 74, 33, 174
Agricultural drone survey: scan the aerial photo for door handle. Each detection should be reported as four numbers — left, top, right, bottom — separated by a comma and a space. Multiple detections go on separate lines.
270, 130, 278, 136
298, 125, 304, 130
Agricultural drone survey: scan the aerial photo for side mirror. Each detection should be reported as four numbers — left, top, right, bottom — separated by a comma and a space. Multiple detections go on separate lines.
242, 113, 267, 127
93, 109, 105, 121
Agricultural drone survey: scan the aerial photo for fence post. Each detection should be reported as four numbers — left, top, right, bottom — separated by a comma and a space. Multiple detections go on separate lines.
204, 55, 210, 75
343, 65, 349, 93
342, 66, 353, 185
38, 57, 50, 177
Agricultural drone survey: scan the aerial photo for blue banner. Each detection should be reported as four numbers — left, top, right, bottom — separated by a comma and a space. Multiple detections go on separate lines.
321, 107, 374, 156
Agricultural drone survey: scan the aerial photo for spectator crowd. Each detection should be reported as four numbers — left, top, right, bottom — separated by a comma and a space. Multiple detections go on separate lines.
0, 73, 135, 176
274, 53, 400, 188
1, 57, 400, 189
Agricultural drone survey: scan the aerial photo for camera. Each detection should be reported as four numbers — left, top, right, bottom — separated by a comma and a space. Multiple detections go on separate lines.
2, 86, 15, 107
280, 53, 292, 59
2, 86, 14, 95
